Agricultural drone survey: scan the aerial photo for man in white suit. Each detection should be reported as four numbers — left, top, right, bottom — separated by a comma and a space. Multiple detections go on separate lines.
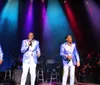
0, 45, 3, 65
60, 35, 80, 85
20, 32, 41, 85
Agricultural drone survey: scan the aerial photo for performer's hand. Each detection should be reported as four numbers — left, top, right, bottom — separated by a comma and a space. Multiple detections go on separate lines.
77, 62, 80, 67
0, 59, 3, 65
28, 41, 31, 45
28, 39, 32, 46
28, 42, 31, 45
67, 56, 72, 60
37, 53, 41, 57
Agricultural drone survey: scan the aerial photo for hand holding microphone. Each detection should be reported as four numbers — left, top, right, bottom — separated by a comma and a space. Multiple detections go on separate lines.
28, 40, 32, 46
66, 54, 72, 61
67, 56, 72, 60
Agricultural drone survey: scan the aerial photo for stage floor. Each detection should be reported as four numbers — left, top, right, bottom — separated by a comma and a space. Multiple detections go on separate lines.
0, 83, 99, 85
38, 83, 100, 85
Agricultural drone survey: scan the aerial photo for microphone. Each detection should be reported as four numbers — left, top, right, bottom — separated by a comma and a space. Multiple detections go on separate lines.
29, 40, 32, 47
67, 54, 72, 62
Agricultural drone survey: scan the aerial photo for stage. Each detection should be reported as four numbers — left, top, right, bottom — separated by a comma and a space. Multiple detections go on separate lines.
38, 83, 100, 85
0, 83, 99, 85
0, 0, 100, 85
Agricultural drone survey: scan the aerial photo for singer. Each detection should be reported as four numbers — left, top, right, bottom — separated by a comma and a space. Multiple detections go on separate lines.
20, 32, 41, 85
0, 45, 3, 65
60, 35, 80, 85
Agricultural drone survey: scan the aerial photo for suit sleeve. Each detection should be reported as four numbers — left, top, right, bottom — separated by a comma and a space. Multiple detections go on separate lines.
36, 41, 41, 55
21, 40, 29, 53
74, 44, 80, 62
60, 44, 68, 59
0, 45, 3, 60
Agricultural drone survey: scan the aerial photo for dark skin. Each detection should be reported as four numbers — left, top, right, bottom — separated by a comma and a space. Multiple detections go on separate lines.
28, 32, 34, 45
0, 60, 3, 65
28, 32, 34, 40
66, 35, 80, 67
66, 35, 72, 46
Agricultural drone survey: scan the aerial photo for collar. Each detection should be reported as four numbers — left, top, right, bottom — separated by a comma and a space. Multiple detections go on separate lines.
65, 42, 73, 45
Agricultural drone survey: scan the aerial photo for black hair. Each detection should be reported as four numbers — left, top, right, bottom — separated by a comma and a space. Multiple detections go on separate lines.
29, 32, 34, 36
65, 34, 72, 39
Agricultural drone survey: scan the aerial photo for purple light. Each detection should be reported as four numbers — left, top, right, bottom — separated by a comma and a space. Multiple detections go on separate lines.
24, 3, 33, 37
27, 4, 33, 23
85, 0, 100, 31
42, 3, 50, 36
42, 2, 52, 56
84, 0, 100, 44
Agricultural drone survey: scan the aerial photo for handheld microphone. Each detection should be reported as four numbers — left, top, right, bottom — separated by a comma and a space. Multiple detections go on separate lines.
29, 40, 32, 47
67, 54, 72, 62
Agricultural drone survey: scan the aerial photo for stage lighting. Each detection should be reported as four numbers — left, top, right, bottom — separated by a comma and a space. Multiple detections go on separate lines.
64, 0, 69, 3
41, 0, 45, 3
64, 0, 67, 3
30, 0, 33, 3
85, 0, 88, 4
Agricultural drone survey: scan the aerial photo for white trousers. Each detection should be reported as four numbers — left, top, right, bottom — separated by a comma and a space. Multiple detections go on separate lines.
62, 61, 75, 85
20, 63, 36, 85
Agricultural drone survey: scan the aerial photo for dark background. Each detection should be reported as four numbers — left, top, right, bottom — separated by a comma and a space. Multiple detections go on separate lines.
0, 0, 100, 71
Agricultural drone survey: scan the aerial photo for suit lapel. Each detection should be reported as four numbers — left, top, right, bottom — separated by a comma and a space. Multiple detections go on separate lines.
31, 40, 37, 51
26, 39, 29, 45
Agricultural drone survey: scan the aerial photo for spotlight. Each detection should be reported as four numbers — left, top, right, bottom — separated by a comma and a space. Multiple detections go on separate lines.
41, 0, 44, 3
85, 0, 88, 4
64, 0, 67, 3
30, 0, 33, 3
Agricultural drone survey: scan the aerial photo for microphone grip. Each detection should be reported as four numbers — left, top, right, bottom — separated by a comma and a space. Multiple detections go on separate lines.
29, 41, 32, 46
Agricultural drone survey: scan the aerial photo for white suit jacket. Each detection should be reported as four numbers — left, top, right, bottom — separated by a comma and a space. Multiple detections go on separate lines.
60, 42, 80, 65
21, 39, 40, 64
0, 45, 3, 60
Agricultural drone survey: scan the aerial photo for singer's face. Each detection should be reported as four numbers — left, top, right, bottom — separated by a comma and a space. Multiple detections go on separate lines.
66, 35, 72, 43
28, 33, 34, 40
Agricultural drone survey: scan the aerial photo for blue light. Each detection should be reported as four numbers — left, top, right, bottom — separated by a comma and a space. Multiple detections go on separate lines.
0, 0, 18, 33
0, 0, 18, 71
42, 0, 73, 56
